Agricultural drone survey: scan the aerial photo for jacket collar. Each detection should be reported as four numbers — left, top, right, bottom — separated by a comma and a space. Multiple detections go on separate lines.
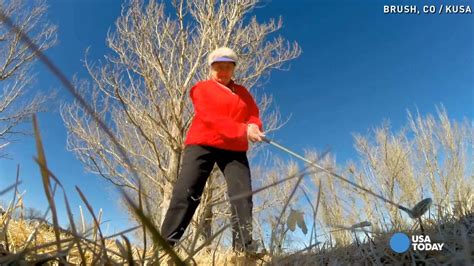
210, 78, 236, 92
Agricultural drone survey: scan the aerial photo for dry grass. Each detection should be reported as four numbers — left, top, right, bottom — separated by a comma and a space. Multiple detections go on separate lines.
0, 109, 472, 265
0, 216, 144, 264
0, 209, 472, 264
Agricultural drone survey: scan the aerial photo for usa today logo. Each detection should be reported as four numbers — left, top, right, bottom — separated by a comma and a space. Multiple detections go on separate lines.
389, 232, 444, 253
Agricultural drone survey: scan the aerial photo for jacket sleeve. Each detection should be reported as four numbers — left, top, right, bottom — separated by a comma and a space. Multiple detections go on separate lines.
190, 83, 247, 140
244, 89, 264, 132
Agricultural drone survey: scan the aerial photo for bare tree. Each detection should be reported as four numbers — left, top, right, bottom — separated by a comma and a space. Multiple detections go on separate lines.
315, 106, 473, 246
0, 0, 57, 156
60, 0, 300, 247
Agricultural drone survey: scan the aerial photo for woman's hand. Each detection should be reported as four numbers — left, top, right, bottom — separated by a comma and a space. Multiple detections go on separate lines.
247, 123, 265, 142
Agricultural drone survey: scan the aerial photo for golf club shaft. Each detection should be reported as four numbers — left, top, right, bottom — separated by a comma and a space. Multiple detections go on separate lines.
262, 137, 403, 209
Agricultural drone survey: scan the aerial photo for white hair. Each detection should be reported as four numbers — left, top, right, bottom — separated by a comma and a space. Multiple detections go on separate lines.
208, 47, 238, 66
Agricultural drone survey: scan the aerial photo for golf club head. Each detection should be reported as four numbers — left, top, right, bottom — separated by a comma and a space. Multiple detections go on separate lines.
410, 198, 433, 219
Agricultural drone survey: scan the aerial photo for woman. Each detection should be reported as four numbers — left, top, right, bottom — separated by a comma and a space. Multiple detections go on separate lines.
160, 47, 265, 253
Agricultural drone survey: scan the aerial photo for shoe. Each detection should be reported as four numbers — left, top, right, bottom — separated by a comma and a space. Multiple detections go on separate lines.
244, 249, 267, 261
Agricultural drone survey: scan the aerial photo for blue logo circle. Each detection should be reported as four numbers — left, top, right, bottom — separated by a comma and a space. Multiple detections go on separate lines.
389, 232, 410, 253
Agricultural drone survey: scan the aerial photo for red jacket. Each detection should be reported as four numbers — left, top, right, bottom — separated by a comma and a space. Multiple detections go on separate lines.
184, 79, 264, 151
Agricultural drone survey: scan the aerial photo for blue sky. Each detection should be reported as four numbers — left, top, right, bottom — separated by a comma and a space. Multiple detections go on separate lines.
0, 0, 472, 243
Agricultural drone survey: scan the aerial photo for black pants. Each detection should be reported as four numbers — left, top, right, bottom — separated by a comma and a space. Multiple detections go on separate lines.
160, 144, 253, 251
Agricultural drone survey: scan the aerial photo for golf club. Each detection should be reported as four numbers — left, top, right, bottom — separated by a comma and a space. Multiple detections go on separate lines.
261, 136, 432, 219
